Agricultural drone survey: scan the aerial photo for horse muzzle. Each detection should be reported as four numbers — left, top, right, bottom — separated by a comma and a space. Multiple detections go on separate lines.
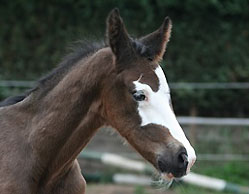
157, 146, 196, 178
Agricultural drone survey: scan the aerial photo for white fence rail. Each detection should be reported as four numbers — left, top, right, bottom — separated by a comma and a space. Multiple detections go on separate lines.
1, 80, 249, 89
170, 82, 249, 89
0, 80, 35, 88
197, 154, 249, 161
177, 116, 249, 126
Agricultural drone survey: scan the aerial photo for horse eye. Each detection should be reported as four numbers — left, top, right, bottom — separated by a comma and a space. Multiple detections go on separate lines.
132, 90, 146, 101
147, 57, 153, 61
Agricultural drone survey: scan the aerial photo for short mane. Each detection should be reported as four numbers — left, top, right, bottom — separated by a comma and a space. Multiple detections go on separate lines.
0, 41, 105, 107
0, 39, 151, 107
33, 41, 106, 98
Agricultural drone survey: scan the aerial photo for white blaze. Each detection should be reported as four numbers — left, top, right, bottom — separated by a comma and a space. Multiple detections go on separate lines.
133, 66, 196, 171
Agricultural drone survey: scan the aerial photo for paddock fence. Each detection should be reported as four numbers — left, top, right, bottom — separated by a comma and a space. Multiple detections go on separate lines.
1, 80, 249, 162
1, 80, 249, 193
1, 80, 249, 89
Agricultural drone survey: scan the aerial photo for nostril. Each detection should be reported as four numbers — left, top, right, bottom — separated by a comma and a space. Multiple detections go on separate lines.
178, 153, 188, 168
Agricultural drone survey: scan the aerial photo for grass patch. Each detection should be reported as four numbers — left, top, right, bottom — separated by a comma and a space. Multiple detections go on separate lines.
193, 161, 249, 186
173, 183, 225, 194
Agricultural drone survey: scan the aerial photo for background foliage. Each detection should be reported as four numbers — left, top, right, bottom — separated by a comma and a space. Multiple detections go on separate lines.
0, 0, 249, 117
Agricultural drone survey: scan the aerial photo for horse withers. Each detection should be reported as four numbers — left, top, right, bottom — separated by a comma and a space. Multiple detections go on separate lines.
0, 8, 196, 194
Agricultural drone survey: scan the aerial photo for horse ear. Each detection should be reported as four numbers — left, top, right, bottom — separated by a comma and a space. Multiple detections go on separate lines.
140, 17, 172, 62
106, 8, 134, 62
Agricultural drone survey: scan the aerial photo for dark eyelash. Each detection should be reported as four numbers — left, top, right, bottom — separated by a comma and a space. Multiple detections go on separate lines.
147, 57, 153, 61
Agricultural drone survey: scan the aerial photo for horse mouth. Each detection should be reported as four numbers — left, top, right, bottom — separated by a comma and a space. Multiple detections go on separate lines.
159, 170, 187, 180
162, 172, 175, 180
157, 159, 188, 179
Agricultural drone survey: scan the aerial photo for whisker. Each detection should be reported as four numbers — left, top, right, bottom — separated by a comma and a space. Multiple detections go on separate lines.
151, 172, 174, 192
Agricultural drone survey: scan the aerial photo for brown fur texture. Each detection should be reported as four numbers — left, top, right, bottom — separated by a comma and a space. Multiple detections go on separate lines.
0, 9, 187, 194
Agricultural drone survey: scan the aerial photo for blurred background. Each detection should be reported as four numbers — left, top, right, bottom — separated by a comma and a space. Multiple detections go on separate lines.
0, 0, 249, 193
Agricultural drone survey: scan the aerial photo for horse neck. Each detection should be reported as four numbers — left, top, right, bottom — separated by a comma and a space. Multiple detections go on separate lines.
26, 48, 113, 184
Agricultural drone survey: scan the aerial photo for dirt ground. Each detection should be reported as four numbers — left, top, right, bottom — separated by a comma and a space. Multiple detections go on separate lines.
86, 184, 176, 194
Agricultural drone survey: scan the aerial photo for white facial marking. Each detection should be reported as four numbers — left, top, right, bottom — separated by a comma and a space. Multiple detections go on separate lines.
133, 66, 196, 172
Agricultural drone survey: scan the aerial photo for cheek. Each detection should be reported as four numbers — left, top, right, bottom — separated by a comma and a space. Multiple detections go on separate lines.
140, 124, 171, 142
104, 93, 141, 129
128, 125, 175, 164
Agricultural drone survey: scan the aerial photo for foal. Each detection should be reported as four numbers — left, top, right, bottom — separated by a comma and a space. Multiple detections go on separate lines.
0, 9, 196, 194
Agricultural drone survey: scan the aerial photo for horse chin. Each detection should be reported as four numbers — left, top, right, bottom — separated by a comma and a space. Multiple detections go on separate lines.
160, 170, 189, 181
161, 172, 175, 181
